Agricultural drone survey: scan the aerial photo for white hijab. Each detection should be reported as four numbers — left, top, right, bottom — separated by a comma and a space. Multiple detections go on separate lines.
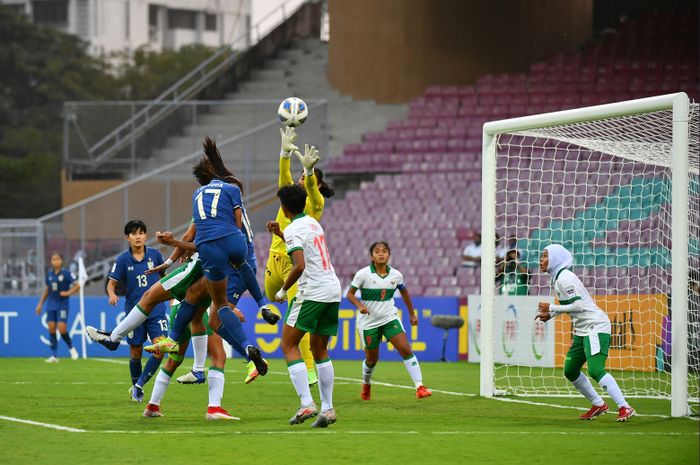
545, 244, 573, 280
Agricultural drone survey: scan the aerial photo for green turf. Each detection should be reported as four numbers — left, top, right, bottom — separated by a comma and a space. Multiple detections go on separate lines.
0, 358, 697, 465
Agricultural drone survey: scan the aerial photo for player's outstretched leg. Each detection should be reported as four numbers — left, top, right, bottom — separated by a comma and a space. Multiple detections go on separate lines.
213, 305, 268, 376
86, 326, 120, 351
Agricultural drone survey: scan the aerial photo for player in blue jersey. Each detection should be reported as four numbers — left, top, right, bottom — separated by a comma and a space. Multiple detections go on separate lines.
153, 223, 278, 385
106, 220, 169, 402
35, 252, 80, 362
146, 138, 272, 380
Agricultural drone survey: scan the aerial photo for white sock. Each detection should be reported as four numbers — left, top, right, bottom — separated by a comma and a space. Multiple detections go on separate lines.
207, 368, 225, 408
287, 362, 314, 406
362, 359, 374, 385
403, 355, 423, 388
111, 305, 148, 342
316, 359, 335, 412
191, 335, 208, 372
148, 369, 171, 406
572, 373, 604, 406
598, 373, 629, 409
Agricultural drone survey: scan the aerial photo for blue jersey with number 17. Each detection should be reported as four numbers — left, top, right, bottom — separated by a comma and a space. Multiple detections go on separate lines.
108, 246, 166, 316
192, 179, 245, 246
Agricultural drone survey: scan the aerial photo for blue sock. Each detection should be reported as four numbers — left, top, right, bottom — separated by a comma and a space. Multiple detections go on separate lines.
169, 299, 197, 342
136, 355, 162, 388
215, 306, 252, 358
235, 261, 268, 307
49, 333, 58, 356
60, 332, 73, 349
129, 358, 142, 386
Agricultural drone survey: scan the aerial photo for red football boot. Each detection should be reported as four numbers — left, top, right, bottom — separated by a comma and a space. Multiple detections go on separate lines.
361, 383, 371, 400
579, 403, 608, 420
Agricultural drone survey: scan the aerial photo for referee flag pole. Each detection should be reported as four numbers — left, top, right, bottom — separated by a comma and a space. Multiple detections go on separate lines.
78, 257, 89, 359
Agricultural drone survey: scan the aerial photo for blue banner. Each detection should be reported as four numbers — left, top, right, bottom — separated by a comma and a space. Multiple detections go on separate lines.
0, 296, 460, 361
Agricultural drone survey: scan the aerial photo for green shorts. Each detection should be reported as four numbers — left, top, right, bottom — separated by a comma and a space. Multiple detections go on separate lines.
359, 319, 405, 350
159, 258, 211, 307
285, 298, 339, 336
569, 333, 611, 360
169, 301, 213, 344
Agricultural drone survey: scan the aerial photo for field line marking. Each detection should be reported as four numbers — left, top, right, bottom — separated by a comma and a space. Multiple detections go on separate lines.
0, 415, 86, 433
90, 358, 694, 420
88, 429, 699, 436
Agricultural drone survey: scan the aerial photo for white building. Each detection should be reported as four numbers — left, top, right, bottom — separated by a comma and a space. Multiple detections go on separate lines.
1, 0, 252, 54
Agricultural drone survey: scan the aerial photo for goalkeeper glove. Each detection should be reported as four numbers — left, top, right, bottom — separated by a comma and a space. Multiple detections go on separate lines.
280, 126, 298, 158
295, 144, 320, 176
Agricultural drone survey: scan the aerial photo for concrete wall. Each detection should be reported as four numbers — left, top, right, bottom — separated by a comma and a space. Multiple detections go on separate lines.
328, 0, 593, 103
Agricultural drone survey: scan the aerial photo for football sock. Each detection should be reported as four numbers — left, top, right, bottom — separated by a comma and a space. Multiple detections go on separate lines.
129, 357, 142, 386
169, 299, 197, 342
572, 373, 604, 406
110, 305, 147, 342
362, 359, 375, 384
191, 334, 208, 372
572, 373, 603, 407
136, 355, 163, 388
60, 332, 73, 349
234, 261, 268, 307
49, 333, 58, 356
299, 334, 315, 371
149, 368, 172, 406
207, 367, 225, 407
402, 354, 423, 388
316, 358, 334, 412
215, 306, 251, 352
598, 373, 629, 409
287, 360, 313, 406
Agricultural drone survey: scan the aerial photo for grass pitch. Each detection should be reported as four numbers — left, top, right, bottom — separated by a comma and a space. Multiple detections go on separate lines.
0, 358, 697, 465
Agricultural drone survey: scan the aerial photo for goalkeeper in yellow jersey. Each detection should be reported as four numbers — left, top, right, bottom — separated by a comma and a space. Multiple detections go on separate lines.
265, 126, 335, 386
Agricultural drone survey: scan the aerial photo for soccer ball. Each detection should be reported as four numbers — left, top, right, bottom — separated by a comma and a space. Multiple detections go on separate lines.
277, 97, 308, 127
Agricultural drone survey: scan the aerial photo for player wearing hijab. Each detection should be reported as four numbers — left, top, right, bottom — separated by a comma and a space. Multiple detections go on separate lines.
536, 244, 635, 422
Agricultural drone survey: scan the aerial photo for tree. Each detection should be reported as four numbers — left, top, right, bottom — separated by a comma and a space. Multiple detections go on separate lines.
0, 6, 118, 217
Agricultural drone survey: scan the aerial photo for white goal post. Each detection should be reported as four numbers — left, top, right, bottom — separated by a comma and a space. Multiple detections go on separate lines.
480, 93, 697, 417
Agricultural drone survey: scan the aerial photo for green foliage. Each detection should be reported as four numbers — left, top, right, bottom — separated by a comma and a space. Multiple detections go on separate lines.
0, 358, 698, 465
111, 44, 217, 100
0, 5, 217, 217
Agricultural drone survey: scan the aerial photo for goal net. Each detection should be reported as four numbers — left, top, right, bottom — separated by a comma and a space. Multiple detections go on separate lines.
480, 93, 699, 417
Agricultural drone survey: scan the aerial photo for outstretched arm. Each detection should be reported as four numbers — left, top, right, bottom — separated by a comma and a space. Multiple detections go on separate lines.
297, 145, 324, 218
279, 127, 298, 187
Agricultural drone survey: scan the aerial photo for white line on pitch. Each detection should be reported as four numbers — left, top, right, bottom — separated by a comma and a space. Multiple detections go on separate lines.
88, 430, 699, 436
90, 358, 690, 420
0, 415, 86, 433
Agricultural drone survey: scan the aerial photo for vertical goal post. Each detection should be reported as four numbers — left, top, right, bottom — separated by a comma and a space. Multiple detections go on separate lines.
480, 93, 695, 417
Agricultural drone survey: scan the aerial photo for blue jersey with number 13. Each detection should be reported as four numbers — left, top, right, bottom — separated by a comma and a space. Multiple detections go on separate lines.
109, 247, 166, 316
192, 179, 246, 246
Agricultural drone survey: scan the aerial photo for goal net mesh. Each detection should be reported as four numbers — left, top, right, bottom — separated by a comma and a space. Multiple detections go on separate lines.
492, 104, 699, 413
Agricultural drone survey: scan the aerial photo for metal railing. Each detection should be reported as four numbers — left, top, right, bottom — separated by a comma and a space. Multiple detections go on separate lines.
67, 0, 319, 174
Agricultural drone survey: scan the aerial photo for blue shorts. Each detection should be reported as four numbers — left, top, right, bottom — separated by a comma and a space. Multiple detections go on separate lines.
198, 234, 248, 281
226, 261, 257, 305
126, 303, 168, 347
46, 309, 69, 323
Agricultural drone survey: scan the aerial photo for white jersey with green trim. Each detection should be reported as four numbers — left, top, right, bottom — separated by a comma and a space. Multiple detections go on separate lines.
550, 269, 611, 336
351, 264, 404, 331
284, 214, 341, 303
